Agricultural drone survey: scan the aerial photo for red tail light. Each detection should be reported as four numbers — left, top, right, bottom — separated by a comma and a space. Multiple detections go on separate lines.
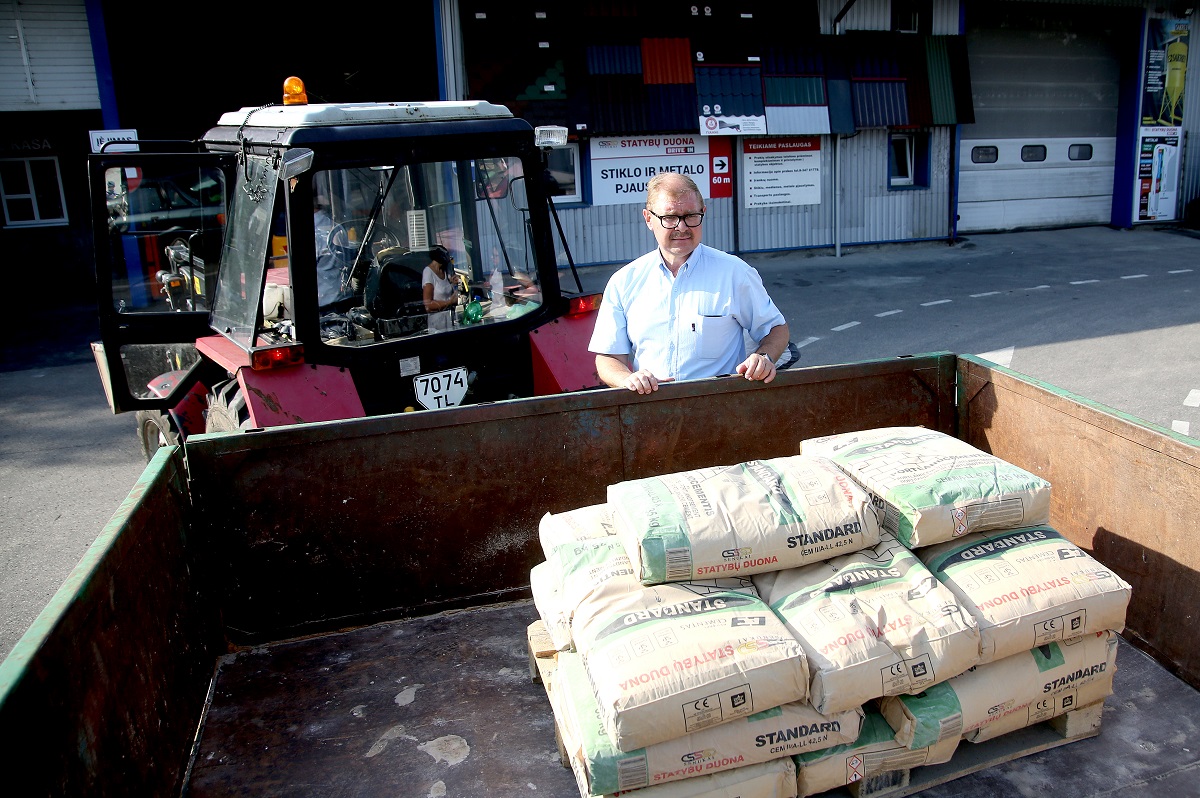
567, 293, 602, 316
250, 344, 305, 370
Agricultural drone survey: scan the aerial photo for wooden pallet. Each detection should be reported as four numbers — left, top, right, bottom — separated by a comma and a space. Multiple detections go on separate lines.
524, 619, 1105, 798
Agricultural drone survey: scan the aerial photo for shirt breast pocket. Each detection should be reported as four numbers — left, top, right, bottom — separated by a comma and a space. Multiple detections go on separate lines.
695, 313, 738, 360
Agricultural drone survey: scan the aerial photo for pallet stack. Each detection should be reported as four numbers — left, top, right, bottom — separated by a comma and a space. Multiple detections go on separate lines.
528, 426, 1132, 798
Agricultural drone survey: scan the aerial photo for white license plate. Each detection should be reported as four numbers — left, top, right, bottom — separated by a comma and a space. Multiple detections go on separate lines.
413, 367, 469, 410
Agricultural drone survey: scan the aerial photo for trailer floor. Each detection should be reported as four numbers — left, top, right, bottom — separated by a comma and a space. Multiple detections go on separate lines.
189, 600, 1200, 798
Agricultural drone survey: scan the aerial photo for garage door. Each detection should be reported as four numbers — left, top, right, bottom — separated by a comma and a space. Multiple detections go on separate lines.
957, 5, 1136, 233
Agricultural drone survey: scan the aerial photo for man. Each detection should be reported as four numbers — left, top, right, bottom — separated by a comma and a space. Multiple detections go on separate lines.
588, 173, 790, 394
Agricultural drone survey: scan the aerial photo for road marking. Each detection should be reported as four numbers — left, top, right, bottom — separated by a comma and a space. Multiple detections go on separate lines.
1025, 285, 1051, 290
1172, 420, 1190, 435
970, 291, 1001, 297
921, 299, 952, 306
1169, 269, 1193, 274
1070, 280, 1100, 285
796, 336, 821, 348
1185, 389, 1200, 407
832, 321, 860, 331
875, 309, 903, 317
976, 346, 1014, 367
1120, 274, 1148, 279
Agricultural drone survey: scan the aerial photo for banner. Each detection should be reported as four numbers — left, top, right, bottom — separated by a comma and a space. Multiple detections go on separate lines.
588, 136, 712, 206
740, 137, 822, 208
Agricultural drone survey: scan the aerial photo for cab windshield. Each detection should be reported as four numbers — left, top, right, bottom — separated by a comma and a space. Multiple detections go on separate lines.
305, 155, 543, 345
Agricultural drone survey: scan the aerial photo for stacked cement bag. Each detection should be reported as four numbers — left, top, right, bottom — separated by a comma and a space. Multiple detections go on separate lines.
530, 429, 1129, 798
608, 454, 882, 584
877, 630, 1118, 749
915, 525, 1132, 663
800, 426, 1051, 548
550, 648, 857, 796
793, 709, 959, 797
752, 532, 981, 715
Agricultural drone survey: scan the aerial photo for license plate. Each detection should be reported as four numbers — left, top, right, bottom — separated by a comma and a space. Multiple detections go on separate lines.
413, 367, 469, 410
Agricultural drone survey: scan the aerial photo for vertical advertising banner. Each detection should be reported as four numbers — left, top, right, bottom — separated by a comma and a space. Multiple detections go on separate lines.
588, 136, 713, 206
740, 137, 822, 209
1142, 18, 1189, 127
1135, 18, 1189, 222
1135, 127, 1182, 222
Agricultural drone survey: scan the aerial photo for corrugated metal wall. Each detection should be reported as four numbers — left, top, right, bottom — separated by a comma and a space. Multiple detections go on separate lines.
819, 0, 962, 34
0, 0, 98, 111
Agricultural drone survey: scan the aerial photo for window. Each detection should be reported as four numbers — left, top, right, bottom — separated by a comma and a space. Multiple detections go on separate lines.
891, 0, 932, 34
1021, 145, 1047, 162
544, 143, 581, 204
889, 131, 929, 189
971, 146, 999, 164
0, 157, 68, 227
1069, 144, 1093, 161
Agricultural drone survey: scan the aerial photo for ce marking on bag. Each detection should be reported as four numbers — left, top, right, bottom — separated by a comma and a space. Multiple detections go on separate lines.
731, 616, 767, 626
413, 367, 469, 410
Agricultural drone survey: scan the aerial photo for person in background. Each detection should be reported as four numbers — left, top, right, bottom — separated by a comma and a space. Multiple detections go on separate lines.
588, 172, 790, 394
422, 245, 459, 332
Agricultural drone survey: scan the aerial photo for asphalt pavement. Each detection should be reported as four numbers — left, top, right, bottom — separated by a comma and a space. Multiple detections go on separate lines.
2, 223, 1199, 661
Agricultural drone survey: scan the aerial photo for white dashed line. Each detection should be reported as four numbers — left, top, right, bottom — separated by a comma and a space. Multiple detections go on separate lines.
1120, 274, 1148, 279
832, 321, 860, 331
1169, 269, 1194, 274
1025, 285, 1051, 290
1185, 389, 1200, 407
1172, 420, 1191, 435
921, 299, 952, 306
1070, 280, 1100, 285
875, 309, 903, 317
970, 291, 1001, 297
795, 336, 821, 348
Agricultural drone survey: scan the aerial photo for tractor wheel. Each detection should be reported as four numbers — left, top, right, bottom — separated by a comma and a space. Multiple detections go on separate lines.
205, 379, 253, 433
135, 409, 180, 463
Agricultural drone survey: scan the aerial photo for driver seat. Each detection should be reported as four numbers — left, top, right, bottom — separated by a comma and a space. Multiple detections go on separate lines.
364, 248, 431, 338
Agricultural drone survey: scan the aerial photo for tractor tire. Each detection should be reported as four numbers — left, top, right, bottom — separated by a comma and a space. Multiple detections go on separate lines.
135, 409, 180, 463
205, 378, 253, 433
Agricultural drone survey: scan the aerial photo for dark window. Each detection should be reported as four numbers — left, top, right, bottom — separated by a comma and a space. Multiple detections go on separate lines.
889, 131, 930, 189
1021, 145, 1047, 162
1069, 144, 1094, 161
971, 146, 999, 164
892, 0, 932, 34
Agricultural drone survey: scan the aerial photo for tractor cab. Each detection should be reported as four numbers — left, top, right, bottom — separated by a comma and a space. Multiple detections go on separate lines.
90, 78, 601, 460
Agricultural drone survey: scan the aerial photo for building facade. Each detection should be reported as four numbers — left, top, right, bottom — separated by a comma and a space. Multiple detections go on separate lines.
2, 0, 1197, 301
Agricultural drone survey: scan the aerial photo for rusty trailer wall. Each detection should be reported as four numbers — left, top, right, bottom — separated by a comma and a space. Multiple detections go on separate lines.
957, 355, 1200, 693
181, 353, 957, 642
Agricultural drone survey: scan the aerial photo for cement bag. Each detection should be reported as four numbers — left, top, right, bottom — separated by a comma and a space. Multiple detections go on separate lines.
800, 426, 1051, 548
918, 525, 1132, 663
567, 756, 798, 798
753, 533, 980, 715
552, 650, 858, 796
879, 629, 1117, 749
572, 579, 809, 752
532, 538, 642, 651
969, 656, 1114, 743
608, 455, 882, 585
794, 710, 958, 798
540, 503, 616, 558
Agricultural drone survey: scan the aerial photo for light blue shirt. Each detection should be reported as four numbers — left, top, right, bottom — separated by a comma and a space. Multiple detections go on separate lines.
588, 244, 786, 381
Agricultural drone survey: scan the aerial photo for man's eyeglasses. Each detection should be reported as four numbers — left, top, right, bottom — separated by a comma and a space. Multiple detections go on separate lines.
647, 209, 705, 229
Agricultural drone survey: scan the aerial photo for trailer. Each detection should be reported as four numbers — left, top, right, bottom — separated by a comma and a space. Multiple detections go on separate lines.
1, 353, 1198, 796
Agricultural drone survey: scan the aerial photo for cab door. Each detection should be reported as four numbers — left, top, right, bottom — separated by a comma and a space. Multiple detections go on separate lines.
89, 151, 236, 412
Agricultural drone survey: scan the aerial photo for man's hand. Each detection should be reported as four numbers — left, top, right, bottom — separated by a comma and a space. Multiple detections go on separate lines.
595, 353, 673, 394
622, 369, 674, 394
736, 351, 777, 383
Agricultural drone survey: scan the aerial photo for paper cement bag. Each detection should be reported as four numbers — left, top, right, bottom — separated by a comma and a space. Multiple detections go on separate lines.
968, 658, 1114, 743
532, 538, 642, 651
572, 579, 810, 752
918, 525, 1131, 663
540, 503, 616, 558
567, 756, 798, 798
607, 455, 882, 585
800, 427, 1051, 548
752, 533, 980, 715
794, 710, 959, 798
878, 630, 1117, 748
552, 650, 857, 796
